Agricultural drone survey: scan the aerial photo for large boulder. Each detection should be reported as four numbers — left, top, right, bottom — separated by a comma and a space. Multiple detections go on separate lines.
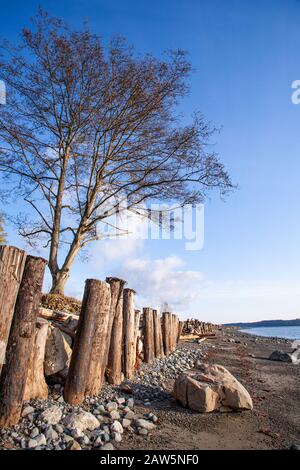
173, 363, 253, 413
64, 411, 100, 432
269, 350, 299, 364
44, 326, 72, 376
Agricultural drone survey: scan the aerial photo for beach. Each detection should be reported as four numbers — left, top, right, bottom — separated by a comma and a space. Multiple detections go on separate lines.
118, 328, 300, 450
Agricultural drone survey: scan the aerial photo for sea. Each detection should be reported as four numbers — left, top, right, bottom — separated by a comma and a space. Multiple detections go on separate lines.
240, 326, 300, 340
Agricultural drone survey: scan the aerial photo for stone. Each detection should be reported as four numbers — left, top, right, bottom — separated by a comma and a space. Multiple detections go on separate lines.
69, 440, 82, 450
124, 411, 136, 420
122, 418, 131, 428
100, 443, 114, 450
138, 428, 148, 436
45, 427, 58, 441
106, 401, 118, 412
71, 428, 84, 439
269, 350, 297, 364
109, 410, 120, 420
173, 363, 253, 413
28, 433, 46, 449
64, 411, 100, 432
111, 421, 123, 434
22, 406, 35, 417
40, 405, 63, 425
112, 432, 122, 442
116, 397, 126, 404
44, 326, 72, 376
134, 419, 156, 431
127, 398, 134, 408
30, 427, 39, 438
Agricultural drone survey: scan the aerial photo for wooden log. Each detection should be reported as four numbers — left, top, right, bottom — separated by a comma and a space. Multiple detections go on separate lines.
0, 255, 47, 427
23, 319, 49, 401
38, 306, 79, 322
153, 310, 163, 358
162, 312, 171, 356
106, 278, 126, 385
158, 312, 165, 358
122, 289, 136, 380
143, 308, 154, 363
177, 320, 184, 342
134, 309, 141, 369
64, 279, 111, 404
0, 245, 27, 373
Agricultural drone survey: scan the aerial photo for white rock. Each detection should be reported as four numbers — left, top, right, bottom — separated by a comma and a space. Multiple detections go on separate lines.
28, 433, 46, 449
64, 411, 100, 432
40, 406, 62, 425
100, 443, 114, 450
106, 401, 118, 412
112, 432, 122, 442
109, 410, 120, 420
122, 418, 131, 428
44, 326, 72, 376
134, 419, 156, 430
22, 406, 35, 417
111, 420, 123, 434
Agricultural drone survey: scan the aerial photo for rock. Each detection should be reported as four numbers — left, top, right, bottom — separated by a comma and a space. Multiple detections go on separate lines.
40, 405, 63, 425
112, 432, 122, 442
106, 401, 118, 412
290, 443, 300, 450
69, 440, 82, 450
173, 363, 253, 413
22, 406, 35, 417
70, 428, 84, 439
269, 351, 297, 364
134, 419, 156, 430
122, 418, 131, 428
121, 384, 133, 394
45, 427, 58, 441
124, 411, 135, 420
127, 398, 134, 408
64, 411, 100, 432
44, 326, 72, 376
28, 433, 47, 449
116, 397, 126, 404
111, 421, 123, 434
30, 427, 39, 438
109, 410, 120, 420
100, 443, 114, 450
138, 428, 148, 436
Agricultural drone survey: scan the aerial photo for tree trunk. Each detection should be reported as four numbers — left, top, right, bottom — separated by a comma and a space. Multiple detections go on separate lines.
64, 279, 111, 404
0, 255, 47, 427
162, 312, 171, 356
50, 269, 70, 295
153, 310, 163, 358
106, 278, 126, 385
143, 308, 154, 363
0, 245, 27, 375
122, 289, 136, 380
134, 309, 141, 370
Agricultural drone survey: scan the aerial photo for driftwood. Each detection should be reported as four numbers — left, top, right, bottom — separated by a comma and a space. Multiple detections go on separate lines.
123, 289, 136, 380
0, 246, 27, 373
64, 279, 111, 404
162, 312, 171, 356
23, 319, 49, 401
134, 309, 141, 369
106, 278, 126, 385
0, 255, 47, 427
143, 308, 155, 363
153, 310, 164, 358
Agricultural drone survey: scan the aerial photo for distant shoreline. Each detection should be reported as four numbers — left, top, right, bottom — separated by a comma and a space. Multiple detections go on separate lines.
224, 319, 300, 329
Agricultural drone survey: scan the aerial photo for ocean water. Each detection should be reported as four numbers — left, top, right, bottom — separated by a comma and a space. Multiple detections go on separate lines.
241, 326, 300, 340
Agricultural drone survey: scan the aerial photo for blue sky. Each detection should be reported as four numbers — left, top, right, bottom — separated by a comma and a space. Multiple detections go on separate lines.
1, 0, 300, 323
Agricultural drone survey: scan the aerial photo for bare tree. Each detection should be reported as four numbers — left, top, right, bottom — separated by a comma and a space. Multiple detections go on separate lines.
0, 10, 234, 294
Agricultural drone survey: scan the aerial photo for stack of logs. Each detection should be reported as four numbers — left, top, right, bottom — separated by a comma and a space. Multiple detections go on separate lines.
0, 246, 182, 428
181, 318, 216, 336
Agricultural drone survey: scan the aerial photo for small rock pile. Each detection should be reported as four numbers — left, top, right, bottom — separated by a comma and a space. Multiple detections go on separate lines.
0, 396, 157, 450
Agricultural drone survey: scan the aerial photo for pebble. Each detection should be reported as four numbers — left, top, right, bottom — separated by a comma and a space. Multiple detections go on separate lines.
28, 433, 46, 449
100, 443, 114, 450
111, 421, 123, 434
134, 419, 156, 431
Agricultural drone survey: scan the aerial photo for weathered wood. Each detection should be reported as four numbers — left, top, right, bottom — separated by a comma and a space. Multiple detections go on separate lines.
0, 245, 27, 373
23, 319, 49, 401
64, 279, 111, 404
177, 320, 184, 342
122, 289, 136, 380
134, 309, 141, 369
143, 307, 155, 363
162, 312, 171, 356
171, 314, 178, 351
38, 306, 79, 322
0, 255, 47, 427
106, 277, 126, 385
153, 310, 163, 358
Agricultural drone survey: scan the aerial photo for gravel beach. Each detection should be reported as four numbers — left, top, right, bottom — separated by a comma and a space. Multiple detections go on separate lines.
0, 328, 299, 451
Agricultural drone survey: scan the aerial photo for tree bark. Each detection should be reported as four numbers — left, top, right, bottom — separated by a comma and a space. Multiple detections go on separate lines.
177, 320, 184, 342
0, 246, 27, 374
122, 289, 136, 380
23, 319, 49, 401
143, 308, 154, 363
134, 309, 141, 370
64, 279, 111, 404
106, 278, 126, 385
0, 255, 47, 427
